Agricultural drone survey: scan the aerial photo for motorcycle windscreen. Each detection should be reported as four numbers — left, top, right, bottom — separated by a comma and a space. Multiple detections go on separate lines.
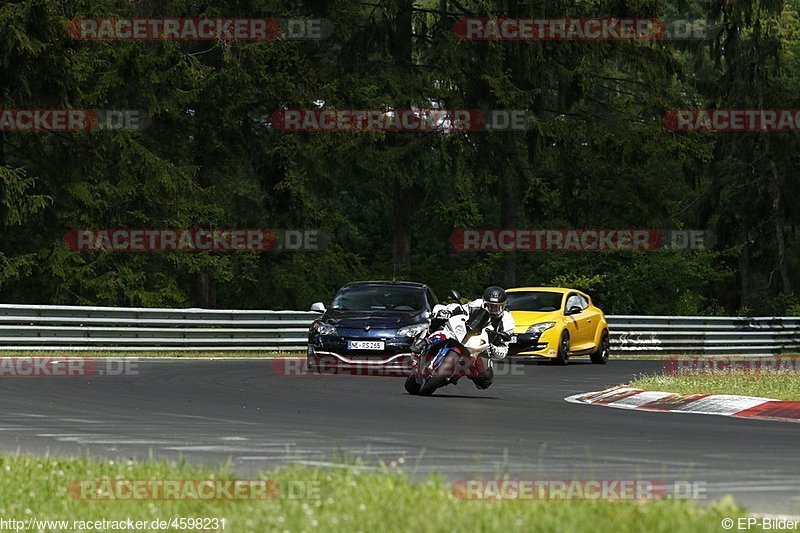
466, 308, 490, 333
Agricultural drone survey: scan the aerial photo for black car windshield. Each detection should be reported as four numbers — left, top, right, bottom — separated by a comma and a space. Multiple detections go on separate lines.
332, 285, 426, 312
506, 291, 564, 312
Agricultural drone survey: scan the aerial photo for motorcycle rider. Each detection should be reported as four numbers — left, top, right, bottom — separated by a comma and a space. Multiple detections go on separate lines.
465, 286, 515, 388
427, 286, 515, 389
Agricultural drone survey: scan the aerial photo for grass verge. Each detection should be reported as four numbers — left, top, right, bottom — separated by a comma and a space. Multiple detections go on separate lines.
0, 454, 756, 532
614, 354, 800, 361
629, 371, 800, 400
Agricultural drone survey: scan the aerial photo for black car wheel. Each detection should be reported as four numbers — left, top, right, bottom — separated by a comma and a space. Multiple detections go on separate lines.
554, 330, 570, 366
590, 330, 610, 364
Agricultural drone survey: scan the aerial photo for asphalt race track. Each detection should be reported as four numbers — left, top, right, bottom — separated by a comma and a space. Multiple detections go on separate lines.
0, 359, 798, 514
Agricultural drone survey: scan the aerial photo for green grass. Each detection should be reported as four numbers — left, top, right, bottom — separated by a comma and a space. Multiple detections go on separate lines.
0, 351, 304, 358
0, 454, 759, 532
630, 371, 800, 400
615, 354, 800, 361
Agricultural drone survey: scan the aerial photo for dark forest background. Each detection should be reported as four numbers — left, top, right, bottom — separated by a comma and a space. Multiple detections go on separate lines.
1, 0, 799, 314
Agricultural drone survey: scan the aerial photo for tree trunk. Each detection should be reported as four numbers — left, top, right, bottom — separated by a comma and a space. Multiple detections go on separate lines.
193, 271, 216, 308
191, 90, 218, 307
767, 158, 791, 293
756, 63, 792, 294
500, 136, 519, 287
390, 0, 414, 270
392, 179, 413, 269
739, 219, 750, 309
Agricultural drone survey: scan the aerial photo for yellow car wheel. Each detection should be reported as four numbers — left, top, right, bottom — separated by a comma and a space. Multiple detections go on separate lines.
590, 330, 610, 364
554, 330, 570, 366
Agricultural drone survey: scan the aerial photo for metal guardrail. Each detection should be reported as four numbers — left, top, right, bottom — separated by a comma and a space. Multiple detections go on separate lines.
608, 315, 800, 356
0, 303, 318, 351
0, 303, 798, 355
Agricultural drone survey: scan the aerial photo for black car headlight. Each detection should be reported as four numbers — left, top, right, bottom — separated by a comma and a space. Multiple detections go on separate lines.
397, 323, 428, 338
312, 322, 337, 336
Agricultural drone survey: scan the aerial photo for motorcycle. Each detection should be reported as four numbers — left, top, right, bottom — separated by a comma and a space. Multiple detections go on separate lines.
405, 292, 506, 396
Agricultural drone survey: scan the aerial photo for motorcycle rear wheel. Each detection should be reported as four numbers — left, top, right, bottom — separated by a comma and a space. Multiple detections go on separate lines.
404, 374, 421, 395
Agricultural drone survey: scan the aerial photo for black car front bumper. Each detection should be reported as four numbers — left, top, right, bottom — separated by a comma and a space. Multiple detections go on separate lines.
508, 332, 550, 356
307, 332, 416, 374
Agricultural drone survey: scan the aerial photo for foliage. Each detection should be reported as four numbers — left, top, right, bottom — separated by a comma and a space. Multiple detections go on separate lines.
0, 0, 797, 314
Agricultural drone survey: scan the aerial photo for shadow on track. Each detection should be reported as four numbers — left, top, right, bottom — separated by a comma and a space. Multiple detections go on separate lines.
406, 393, 500, 400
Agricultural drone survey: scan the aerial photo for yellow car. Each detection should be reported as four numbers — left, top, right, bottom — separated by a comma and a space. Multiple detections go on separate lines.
506, 287, 610, 365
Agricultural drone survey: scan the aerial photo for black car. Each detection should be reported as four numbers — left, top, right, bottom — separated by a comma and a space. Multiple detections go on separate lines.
307, 281, 439, 373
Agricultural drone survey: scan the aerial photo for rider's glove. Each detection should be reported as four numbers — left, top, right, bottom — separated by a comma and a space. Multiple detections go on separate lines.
411, 338, 428, 355
488, 344, 508, 359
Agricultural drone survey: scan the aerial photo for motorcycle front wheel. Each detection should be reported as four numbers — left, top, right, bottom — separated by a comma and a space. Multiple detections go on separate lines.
419, 376, 447, 396
417, 350, 459, 396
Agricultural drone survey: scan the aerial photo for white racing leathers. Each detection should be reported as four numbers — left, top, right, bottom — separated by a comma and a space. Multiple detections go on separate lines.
433, 299, 515, 359
466, 298, 515, 359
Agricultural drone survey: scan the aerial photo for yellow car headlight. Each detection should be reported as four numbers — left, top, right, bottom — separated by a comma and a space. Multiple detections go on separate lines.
526, 322, 556, 335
